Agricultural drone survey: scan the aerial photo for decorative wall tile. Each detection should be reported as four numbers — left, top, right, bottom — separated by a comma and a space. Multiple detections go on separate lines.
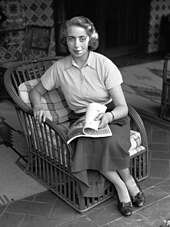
23, 0, 54, 26
0, 0, 55, 62
1, 0, 24, 27
1, 0, 170, 62
22, 0, 55, 58
148, 0, 170, 53
0, 0, 25, 62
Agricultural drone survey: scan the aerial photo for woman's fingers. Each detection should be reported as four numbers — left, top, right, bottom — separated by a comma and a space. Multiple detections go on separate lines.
97, 113, 109, 128
38, 111, 47, 123
97, 112, 113, 128
95, 113, 103, 121
42, 114, 47, 122
33, 107, 46, 123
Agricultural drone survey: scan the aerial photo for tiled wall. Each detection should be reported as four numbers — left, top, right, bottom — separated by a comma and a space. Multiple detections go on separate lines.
23, 0, 54, 26
0, 0, 25, 62
0, 0, 170, 62
0, 0, 55, 62
23, 0, 56, 57
148, 0, 170, 53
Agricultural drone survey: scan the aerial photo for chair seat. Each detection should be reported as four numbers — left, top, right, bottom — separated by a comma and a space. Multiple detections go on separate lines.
27, 119, 145, 167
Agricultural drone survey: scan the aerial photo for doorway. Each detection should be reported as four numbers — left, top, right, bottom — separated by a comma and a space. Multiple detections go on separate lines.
53, 0, 150, 57
98, 0, 150, 57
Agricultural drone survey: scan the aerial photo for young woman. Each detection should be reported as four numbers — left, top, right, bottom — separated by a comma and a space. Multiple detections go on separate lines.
29, 16, 145, 216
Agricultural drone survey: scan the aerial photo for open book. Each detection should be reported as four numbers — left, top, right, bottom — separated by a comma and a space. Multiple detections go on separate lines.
67, 103, 112, 144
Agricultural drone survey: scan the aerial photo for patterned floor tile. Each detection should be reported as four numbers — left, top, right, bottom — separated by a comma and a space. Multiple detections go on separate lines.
5, 200, 53, 217
0, 213, 24, 227
150, 159, 170, 178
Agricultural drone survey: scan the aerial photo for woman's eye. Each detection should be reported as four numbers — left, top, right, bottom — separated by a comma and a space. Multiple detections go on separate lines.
67, 36, 87, 42
80, 36, 87, 42
67, 37, 74, 42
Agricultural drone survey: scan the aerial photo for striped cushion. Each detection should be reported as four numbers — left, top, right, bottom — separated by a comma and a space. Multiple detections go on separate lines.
129, 145, 145, 156
130, 130, 141, 149
18, 79, 72, 123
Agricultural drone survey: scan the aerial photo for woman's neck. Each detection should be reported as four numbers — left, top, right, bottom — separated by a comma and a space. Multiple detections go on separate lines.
72, 51, 89, 68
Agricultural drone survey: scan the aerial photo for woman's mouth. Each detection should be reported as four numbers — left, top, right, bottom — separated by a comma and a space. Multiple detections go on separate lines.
74, 50, 82, 54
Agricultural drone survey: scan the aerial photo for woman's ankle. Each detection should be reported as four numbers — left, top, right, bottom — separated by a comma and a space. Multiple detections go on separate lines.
125, 177, 139, 197
116, 182, 131, 203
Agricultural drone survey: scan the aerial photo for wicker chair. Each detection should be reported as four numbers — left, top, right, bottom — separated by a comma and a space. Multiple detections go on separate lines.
4, 56, 150, 213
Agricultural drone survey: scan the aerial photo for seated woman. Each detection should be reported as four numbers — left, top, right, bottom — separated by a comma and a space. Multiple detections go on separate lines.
29, 16, 145, 216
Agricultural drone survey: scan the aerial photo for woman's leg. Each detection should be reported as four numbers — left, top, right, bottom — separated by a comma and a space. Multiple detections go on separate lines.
101, 170, 131, 203
118, 168, 139, 196
101, 170, 133, 216
118, 168, 145, 208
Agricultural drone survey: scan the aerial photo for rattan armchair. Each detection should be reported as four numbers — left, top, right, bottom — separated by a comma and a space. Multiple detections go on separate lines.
4, 56, 150, 213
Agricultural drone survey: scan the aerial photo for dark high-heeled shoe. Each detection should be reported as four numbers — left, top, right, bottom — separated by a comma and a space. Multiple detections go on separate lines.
131, 179, 145, 207
131, 191, 145, 207
117, 199, 133, 217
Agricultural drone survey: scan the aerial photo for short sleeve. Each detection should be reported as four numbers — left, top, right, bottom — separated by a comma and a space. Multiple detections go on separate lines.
41, 62, 59, 91
103, 58, 123, 90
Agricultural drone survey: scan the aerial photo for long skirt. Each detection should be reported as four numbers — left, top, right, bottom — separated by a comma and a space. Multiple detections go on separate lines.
69, 102, 131, 197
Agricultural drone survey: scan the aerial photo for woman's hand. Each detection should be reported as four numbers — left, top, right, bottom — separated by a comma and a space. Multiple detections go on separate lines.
33, 104, 47, 123
29, 81, 48, 123
95, 112, 113, 128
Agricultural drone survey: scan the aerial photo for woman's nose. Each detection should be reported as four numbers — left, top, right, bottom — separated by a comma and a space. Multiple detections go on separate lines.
74, 38, 80, 48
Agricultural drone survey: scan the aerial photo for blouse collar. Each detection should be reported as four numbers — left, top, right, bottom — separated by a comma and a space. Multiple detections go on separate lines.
65, 51, 95, 70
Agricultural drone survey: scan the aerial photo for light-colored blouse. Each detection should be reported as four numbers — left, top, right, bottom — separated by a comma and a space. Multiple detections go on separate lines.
41, 51, 123, 113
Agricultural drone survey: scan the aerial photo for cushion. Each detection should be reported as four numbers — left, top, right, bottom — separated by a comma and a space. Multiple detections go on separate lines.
18, 79, 72, 123
129, 145, 145, 156
130, 130, 141, 150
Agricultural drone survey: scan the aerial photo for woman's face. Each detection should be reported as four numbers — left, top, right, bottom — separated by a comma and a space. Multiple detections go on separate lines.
66, 25, 90, 59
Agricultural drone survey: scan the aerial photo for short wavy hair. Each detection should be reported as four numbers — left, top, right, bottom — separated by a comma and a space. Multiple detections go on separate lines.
59, 16, 99, 53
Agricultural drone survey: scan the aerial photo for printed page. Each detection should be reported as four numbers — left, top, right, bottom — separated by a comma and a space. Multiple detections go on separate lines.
66, 103, 112, 144
83, 103, 107, 134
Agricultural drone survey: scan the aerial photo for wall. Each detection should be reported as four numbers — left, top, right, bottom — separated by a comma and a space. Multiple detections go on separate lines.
1, 0, 170, 62
23, 0, 54, 26
0, 0, 24, 62
148, 0, 170, 53
0, 0, 55, 62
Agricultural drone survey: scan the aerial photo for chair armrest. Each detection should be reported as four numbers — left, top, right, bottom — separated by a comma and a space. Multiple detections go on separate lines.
4, 56, 63, 113
22, 111, 73, 171
128, 105, 148, 150
4, 64, 32, 113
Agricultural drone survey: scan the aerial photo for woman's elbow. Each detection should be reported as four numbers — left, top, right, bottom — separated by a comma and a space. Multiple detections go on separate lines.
29, 88, 40, 103
122, 104, 128, 116
29, 88, 35, 101
125, 105, 128, 116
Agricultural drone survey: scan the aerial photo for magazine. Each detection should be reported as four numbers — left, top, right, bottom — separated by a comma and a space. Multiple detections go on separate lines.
67, 103, 112, 144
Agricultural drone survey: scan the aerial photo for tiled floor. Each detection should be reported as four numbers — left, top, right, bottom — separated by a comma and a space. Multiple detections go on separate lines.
0, 116, 170, 227
1, 52, 170, 227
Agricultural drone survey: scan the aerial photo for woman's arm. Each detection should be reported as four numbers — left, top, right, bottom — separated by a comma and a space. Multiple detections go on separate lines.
96, 85, 128, 128
108, 85, 128, 120
29, 81, 48, 122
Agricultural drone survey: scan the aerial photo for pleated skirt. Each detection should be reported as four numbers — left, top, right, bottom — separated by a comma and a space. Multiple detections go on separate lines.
68, 102, 131, 197
71, 116, 131, 173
